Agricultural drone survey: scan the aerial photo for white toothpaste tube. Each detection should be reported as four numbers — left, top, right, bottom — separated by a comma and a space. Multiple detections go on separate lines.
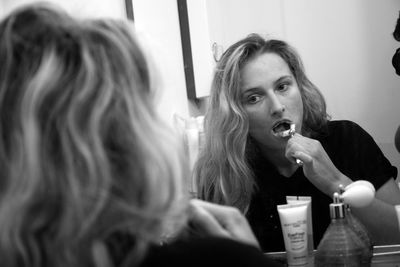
286, 196, 314, 256
277, 203, 309, 266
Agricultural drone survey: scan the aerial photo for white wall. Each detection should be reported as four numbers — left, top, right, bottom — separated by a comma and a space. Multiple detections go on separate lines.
186, 0, 285, 98
282, 0, 400, 171
132, 0, 190, 123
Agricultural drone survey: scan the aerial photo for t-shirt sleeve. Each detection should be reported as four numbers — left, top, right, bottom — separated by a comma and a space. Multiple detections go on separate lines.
325, 120, 397, 190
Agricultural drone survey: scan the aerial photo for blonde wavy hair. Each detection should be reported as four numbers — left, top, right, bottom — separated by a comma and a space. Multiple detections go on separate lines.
0, 4, 188, 267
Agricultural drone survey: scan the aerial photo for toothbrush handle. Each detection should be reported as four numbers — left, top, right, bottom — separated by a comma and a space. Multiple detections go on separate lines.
289, 129, 303, 165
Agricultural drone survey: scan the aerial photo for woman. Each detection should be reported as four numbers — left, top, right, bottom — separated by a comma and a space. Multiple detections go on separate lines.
194, 33, 400, 252
0, 4, 281, 267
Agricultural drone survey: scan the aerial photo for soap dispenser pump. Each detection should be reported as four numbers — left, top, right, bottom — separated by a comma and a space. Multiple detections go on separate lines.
314, 192, 365, 267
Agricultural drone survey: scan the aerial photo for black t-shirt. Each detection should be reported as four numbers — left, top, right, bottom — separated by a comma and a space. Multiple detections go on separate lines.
139, 237, 283, 267
246, 120, 397, 252
107, 231, 283, 267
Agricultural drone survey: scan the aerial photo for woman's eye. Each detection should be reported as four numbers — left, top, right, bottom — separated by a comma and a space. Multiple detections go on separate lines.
247, 95, 261, 104
277, 83, 289, 91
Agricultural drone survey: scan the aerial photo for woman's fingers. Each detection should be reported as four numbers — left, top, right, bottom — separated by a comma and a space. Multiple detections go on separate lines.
189, 199, 260, 249
189, 200, 231, 238
294, 151, 313, 164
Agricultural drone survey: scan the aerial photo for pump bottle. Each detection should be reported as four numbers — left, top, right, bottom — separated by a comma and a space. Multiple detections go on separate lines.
338, 185, 373, 266
314, 193, 365, 266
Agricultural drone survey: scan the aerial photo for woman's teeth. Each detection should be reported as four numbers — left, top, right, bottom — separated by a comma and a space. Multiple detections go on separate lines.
278, 129, 292, 137
273, 123, 295, 138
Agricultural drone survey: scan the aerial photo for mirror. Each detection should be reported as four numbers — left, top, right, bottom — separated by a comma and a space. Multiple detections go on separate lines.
178, 0, 400, 171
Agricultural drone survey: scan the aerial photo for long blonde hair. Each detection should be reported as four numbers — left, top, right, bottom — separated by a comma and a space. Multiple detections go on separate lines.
0, 4, 188, 267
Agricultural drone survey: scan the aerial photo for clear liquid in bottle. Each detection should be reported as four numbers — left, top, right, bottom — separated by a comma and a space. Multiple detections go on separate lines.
314, 193, 365, 267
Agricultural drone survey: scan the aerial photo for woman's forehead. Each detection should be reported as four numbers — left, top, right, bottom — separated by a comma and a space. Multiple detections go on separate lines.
240, 53, 291, 88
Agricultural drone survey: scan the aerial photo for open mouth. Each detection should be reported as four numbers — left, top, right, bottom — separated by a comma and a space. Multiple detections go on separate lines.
272, 121, 294, 138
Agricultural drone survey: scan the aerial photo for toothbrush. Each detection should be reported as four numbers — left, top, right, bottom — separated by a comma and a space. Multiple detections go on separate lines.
285, 124, 303, 165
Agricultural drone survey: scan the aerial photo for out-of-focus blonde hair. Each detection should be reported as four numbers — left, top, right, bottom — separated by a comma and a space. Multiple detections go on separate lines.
0, 3, 188, 267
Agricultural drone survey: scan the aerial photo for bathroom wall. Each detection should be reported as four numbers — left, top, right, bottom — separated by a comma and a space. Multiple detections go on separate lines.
281, 0, 400, 171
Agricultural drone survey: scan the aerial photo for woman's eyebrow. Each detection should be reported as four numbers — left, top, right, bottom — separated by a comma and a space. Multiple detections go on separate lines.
241, 75, 293, 96
241, 87, 262, 97
273, 75, 292, 85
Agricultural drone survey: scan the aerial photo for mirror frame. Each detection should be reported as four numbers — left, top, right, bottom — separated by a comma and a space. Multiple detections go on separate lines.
125, 0, 134, 21
177, 0, 197, 100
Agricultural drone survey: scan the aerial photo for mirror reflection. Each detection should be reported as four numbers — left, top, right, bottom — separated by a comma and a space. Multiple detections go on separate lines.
180, 0, 400, 260
179, 0, 400, 172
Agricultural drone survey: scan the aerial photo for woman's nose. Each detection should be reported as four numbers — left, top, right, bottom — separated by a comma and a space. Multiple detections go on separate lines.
269, 94, 285, 116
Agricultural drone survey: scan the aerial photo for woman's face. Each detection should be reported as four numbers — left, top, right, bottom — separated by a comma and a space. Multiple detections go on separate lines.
240, 52, 304, 151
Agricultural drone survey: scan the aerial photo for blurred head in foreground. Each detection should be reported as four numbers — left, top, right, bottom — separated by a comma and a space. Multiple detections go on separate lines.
0, 3, 188, 266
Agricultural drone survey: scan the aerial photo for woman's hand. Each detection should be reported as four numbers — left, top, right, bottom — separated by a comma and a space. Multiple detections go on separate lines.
285, 133, 352, 196
188, 199, 260, 249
